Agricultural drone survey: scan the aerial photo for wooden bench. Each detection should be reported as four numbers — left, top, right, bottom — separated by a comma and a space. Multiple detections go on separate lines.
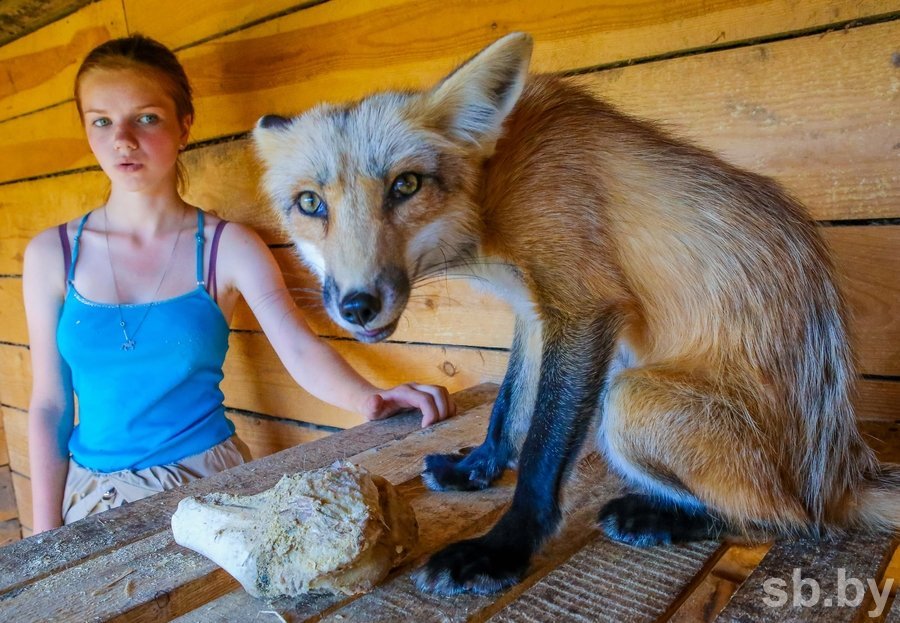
0, 384, 895, 622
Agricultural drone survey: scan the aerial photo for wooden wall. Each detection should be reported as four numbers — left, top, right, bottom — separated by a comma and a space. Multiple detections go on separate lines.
0, 0, 898, 538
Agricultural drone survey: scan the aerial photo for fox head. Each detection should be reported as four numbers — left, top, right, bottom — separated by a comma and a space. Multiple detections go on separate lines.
253, 33, 533, 342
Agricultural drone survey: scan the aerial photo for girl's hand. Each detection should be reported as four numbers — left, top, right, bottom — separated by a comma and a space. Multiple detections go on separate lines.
363, 384, 457, 428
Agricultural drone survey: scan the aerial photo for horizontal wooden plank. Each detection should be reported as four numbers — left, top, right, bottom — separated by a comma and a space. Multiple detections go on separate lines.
228, 409, 331, 461
0, 0, 126, 123
0, 170, 110, 274
2, 2, 899, 186
230, 248, 516, 349
0, 340, 896, 448
857, 380, 900, 422
7, 434, 511, 621
5, 0, 898, 129
0, 278, 25, 346
0, 0, 92, 47
10, 471, 30, 532
860, 420, 900, 464
1, 408, 26, 477
717, 531, 897, 622
0, 387, 496, 609
489, 540, 722, 623
123, 0, 308, 50
576, 18, 900, 221
0, 344, 31, 409
823, 226, 900, 377
0, 518, 21, 546
220, 332, 508, 428
3, 226, 895, 371
0, 466, 16, 522
0, 337, 507, 478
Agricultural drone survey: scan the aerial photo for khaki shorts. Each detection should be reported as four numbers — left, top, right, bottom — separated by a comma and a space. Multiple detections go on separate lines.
62, 436, 251, 525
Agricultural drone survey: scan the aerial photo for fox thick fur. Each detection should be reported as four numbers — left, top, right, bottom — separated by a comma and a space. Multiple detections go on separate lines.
253, 33, 899, 594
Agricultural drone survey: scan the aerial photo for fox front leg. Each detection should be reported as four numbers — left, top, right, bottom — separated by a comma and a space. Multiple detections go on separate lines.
415, 312, 617, 594
422, 317, 541, 491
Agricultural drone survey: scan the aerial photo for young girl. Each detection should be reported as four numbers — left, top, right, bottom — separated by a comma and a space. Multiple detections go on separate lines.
23, 35, 455, 534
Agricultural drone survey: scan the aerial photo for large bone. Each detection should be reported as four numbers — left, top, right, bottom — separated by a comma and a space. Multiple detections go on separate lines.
170, 461, 418, 598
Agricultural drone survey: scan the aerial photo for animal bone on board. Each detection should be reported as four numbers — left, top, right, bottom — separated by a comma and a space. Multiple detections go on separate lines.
171, 461, 418, 598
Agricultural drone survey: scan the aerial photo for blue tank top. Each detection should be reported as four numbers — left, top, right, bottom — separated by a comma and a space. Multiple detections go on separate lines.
57, 209, 234, 472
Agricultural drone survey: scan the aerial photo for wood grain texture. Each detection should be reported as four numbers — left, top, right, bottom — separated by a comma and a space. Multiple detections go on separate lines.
488, 539, 722, 623
2, 3, 900, 185
0, 519, 20, 546
670, 573, 741, 623
0, 383, 496, 594
123, 0, 316, 50
717, 532, 897, 622
0, 224, 895, 371
669, 543, 772, 622
228, 409, 332, 461
887, 597, 900, 623
4, 0, 897, 127
0, 466, 17, 522
0, 334, 509, 425
9, 472, 30, 531
824, 227, 900, 377
0, 390, 498, 621
0, 0, 127, 122
575, 19, 900, 222
304, 455, 709, 623
0, 0, 92, 47
0, 408, 26, 477
220, 332, 508, 428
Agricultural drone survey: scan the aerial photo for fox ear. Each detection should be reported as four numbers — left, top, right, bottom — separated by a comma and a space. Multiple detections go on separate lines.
252, 114, 293, 158
423, 32, 533, 147
256, 114, 292, 130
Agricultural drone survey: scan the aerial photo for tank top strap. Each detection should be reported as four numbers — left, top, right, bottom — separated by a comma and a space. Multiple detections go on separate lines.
66, 213, 92, 285
195, 208, 205, 286
207, 220, 228, 303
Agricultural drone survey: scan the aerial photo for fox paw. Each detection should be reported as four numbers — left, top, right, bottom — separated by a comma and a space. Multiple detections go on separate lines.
598, 493, 723, 547
413, 537, 528, 595
422, 449, 502, 491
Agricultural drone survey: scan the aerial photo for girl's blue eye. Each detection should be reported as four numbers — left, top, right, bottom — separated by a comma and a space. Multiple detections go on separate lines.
138, 113, 159, 124
92, 118, 111, 127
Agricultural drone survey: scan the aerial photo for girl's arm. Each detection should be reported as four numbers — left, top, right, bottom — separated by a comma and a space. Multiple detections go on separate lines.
23, 229, 76, 533
218, 224, 455, 427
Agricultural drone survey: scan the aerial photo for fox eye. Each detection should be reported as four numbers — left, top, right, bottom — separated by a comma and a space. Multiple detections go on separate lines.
295, 191, 327, 217
390, 172, 421, 199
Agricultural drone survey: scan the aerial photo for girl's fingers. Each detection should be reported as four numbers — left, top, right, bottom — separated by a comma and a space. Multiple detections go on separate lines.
410, 383, 456, 422
369, 384, 456, 427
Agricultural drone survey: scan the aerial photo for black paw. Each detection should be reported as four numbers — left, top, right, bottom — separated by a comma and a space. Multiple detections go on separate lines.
413, 537, 529, 595
598, 493, 724, 547
422, 449, 502, 491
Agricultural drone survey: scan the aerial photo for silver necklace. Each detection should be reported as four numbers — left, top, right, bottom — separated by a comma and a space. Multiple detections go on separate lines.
104, 207, 186, 351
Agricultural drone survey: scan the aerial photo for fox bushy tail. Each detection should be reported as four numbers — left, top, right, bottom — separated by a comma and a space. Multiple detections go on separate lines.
856, 463, 900, 531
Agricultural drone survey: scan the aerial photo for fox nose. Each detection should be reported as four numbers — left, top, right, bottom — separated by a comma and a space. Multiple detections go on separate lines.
339, 291, 382, 327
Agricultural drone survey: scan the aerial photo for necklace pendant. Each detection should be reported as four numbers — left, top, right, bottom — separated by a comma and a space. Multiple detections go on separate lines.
121, 339, 136, 351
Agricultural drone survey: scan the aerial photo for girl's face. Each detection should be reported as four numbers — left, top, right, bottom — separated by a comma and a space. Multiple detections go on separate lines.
79, 68, 191, 195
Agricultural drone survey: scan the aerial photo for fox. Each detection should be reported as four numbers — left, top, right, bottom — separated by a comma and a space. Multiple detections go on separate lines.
252, 33, 900, 595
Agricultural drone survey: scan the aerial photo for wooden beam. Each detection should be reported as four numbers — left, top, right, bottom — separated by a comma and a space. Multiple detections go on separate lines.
0, 0, 93, 47
575, 18, 900, 221
717, 532, 897, 622
2, 5, 899, 188
0, 0, 127, 122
